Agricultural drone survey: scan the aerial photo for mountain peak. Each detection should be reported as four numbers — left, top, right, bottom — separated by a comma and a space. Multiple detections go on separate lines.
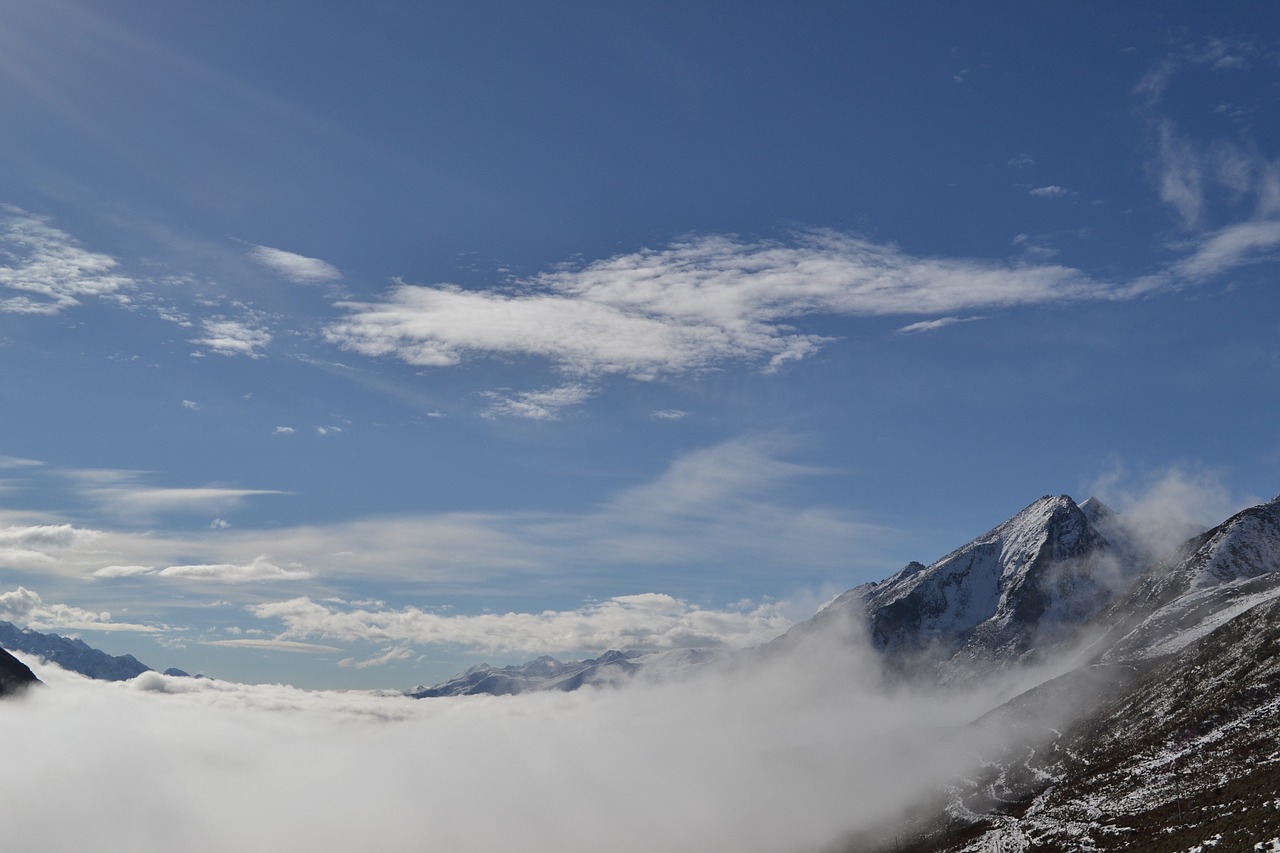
1078, 495, 1114, 521
780, 492, 1132, 680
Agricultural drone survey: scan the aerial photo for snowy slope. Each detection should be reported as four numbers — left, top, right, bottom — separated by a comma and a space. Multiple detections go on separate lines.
1095, 495, 1280, 663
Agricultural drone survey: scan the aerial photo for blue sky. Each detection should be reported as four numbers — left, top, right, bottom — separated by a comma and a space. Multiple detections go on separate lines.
1, 1, 1278, 688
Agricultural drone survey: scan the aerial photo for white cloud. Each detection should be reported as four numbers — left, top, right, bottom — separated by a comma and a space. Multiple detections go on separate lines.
250, 592, 793, 655
67, 470, 286, 521
192, 317, 272, 358
0, 523, 101, 570
1135, 59, 1177, 106
94, 555, 312, 583
650, 409, 686, 420
273, 426, 295, 435
1189, 36, 1253, 71
326, 232, 1119, 381
1028, 185, 1070, 198
205, 638, 342, 653
1152, 120, 1204, 228
0, 585, 162, 632
248, 244, 341, 283
0, 206, 134, 315
896, 315, 984, 334
1175, 219, 1280, 280
1087, 463, 1247, 556
339, 644, 415, 669
0, 455, 43, 469
2, 440, 879, 592
481, 384, 594, 420
181, 399, 200, 410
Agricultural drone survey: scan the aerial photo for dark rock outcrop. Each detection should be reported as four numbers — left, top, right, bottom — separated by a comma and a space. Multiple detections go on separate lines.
0, 647, 40, 697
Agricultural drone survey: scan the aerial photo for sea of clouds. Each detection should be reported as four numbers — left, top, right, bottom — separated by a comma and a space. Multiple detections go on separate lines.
1, 638, 1015, 853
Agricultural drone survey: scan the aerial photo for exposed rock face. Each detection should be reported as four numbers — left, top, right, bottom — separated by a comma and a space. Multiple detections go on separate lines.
0, 648, 40, 697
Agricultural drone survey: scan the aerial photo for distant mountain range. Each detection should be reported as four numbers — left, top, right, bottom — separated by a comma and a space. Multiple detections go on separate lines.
409, 648, 715, 697
0, 621, 153, 681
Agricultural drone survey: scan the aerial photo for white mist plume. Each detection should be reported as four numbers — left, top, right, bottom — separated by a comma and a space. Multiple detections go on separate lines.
3, 636, 1018, 853
1089, 464, 1247, 557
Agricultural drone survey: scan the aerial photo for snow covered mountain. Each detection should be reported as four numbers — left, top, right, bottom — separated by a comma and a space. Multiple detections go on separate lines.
826, 492, 1280, 852
1093, 494, 1280, 662
0, 621, 153, 681
777, 494, 1148, 681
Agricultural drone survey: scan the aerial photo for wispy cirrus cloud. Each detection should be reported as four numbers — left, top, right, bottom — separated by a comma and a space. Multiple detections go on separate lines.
248, 244, 341, 283
249, 592, 793, 656
326, 232, 1122, 381
896, 316, 984, 335
205, 638, 342, 653
15, 438, 875, 598
1175, 219, 1280, 280
93, 555, 312, 583
0, 455, 43, 469
1138, 37, 1277, 232
0, 205, 134, 314
65, 469, 287, 523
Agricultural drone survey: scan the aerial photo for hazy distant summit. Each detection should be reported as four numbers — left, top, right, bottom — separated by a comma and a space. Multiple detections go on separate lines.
0, 621, 152, 682
410, 648, 714, 698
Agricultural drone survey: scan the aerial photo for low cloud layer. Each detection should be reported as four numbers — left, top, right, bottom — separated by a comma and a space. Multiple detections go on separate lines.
3, 641, 1009, 853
